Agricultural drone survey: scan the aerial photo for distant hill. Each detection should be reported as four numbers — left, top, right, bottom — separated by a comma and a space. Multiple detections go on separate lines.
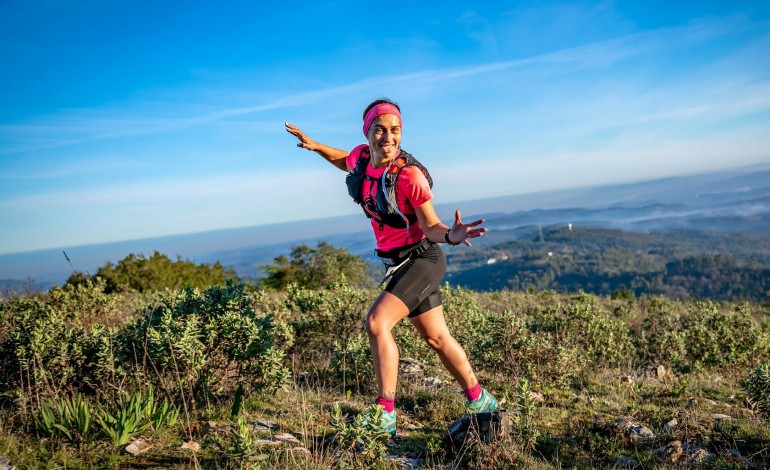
444, 227, 770, 302
2, 163, 768, 291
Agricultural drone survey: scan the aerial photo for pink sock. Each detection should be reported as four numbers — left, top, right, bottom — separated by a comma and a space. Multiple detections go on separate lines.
464, 383, 482, 401
375, 396, 395, 413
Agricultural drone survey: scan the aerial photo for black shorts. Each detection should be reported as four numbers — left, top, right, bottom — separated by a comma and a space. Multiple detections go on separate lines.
383, 241, 446, 318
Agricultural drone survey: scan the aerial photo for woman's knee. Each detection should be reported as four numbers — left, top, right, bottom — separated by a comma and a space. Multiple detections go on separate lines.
365, 312, 391, 338
422, 332, 447, 351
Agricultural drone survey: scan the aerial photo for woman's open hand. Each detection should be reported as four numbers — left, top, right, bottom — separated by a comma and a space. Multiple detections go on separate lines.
285, 122, 318, 151
447, 209, 487, 246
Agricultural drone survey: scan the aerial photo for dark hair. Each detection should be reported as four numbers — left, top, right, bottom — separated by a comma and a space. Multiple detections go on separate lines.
362, 98, 400, 119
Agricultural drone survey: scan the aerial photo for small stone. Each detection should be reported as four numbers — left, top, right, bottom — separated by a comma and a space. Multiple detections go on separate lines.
713, 413, 732, 421
399, 358, 425, 376
663, 418, 678, 432
685, 447, 715, 463
0, 453, 14, 470
614, 455, 637, 468
705, 399, 717, 406
201, 420, 230, 436
657, 440, 682, 462
180, 441, 200, 452
614, 417, 655, 442
529, 390, 545, 405
252, 420, 279, 431
424, 377, 443, 389
125, 438, 152, 456
402, 421, 424, 431
256, 433, 302, 446
656, 365, 666, 379
388, 455, 423, 469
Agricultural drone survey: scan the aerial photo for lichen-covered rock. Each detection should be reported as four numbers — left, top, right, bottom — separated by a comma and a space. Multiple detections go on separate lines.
656, 440, 683, 462
613, 417, 655, 443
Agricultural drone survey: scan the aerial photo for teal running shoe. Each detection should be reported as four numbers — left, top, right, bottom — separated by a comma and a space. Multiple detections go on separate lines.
465, 388, 498, 414
359, 406, 397, 436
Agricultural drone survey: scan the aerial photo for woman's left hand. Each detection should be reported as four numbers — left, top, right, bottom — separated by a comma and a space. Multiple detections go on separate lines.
447, 209, 487, 246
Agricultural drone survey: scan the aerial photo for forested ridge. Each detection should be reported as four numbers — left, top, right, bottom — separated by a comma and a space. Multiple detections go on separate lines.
446, 227, 770, 303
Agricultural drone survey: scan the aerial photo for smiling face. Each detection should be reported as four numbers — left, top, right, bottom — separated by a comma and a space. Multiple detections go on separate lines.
366, 113, 401, 164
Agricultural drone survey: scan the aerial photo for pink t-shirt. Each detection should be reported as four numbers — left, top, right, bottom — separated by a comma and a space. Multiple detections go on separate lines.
346, 144, 433, 252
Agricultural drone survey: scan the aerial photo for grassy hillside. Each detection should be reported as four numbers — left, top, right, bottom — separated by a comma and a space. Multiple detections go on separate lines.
0, 277, 768, 468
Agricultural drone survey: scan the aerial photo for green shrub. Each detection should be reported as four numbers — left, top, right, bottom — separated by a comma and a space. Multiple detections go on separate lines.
70, 251, 237, 294
742, 364, 770, 418
639, 300, 768, 371
2, 279, 122, 401
284, 278, 370, 383
331, 403, 390, 467
127, 280, 290, 406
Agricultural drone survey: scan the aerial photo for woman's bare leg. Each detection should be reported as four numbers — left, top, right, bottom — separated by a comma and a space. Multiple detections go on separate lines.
409, 306, 478, 390
365, 291, 411, 399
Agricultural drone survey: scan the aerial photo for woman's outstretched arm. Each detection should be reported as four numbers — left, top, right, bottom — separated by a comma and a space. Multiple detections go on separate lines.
285, 122, 349, 172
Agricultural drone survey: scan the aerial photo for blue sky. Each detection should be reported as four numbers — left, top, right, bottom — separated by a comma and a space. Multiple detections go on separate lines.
1, 1, 769, 255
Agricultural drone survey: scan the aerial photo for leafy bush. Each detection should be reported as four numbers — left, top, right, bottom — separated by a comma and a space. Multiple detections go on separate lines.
638, 300, 769, 371
68, 251, 237, 294
284, 278, 370, 385
2, 278, 123, 401
126, 280, 290, 406
331, 403, 390, 466
261, 241, 370, 289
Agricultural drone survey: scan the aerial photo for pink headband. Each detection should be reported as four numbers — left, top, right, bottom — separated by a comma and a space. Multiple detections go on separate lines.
363, 103, 402, 136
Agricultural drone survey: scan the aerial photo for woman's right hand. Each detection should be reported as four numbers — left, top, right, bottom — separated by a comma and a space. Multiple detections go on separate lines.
285, 122, 318, 152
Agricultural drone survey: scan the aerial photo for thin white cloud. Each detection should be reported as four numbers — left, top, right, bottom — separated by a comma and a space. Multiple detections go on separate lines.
1, 14, 753, 155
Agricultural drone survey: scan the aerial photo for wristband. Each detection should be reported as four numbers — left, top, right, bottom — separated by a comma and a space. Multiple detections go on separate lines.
445, 229, 460, 246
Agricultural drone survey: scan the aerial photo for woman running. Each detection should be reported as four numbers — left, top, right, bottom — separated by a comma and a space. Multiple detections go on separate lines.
285, 98, 497, 435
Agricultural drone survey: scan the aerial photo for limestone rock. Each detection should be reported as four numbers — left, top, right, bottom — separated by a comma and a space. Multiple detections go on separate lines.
681, 444, 715, 464
125, 438, 152, 456
655, 365, 666, 379
424, 377, 443, 389
663, 418, 678, 432
256, 433, 302, 446
252, 420, 279, 432
713, 413, 732, 421
529, 390, 545, 405
0, 453, 14, 470
399, 358, 425, 376
444, 410, 514, 447
613, 417, 655, 443
180, 440, 200, 452
656, 440, 683, 462
387, 455, 423, 469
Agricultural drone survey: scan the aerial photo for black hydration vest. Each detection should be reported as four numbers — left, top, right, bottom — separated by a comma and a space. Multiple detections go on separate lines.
345, 146, 433, 230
